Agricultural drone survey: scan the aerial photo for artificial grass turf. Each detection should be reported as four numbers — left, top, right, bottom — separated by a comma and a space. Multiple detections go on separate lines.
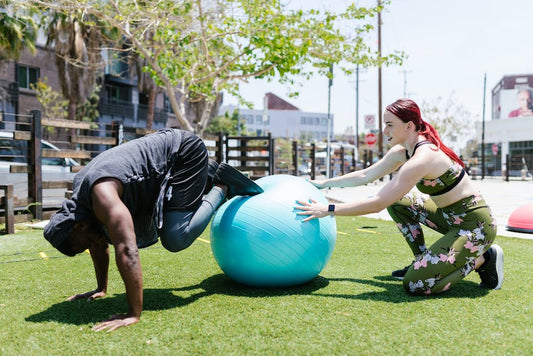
1, 216, 532, 355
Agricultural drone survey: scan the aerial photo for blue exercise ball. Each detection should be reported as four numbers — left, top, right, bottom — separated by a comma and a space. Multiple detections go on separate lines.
210, 174, 337, 287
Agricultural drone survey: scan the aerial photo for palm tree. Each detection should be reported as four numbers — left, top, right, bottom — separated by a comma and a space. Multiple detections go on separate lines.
136, 61, 158, 131
45, 11, 104, 121
128, 38, 158, 130
0, 2, 37, 60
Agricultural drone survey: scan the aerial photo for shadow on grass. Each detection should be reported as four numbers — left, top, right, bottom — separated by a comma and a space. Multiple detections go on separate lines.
26, 273, 491, 326
315, 275, 490, 303
26, 274, 330, 326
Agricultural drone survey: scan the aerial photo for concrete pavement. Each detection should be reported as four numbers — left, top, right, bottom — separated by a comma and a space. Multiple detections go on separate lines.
324, 177, 533, 240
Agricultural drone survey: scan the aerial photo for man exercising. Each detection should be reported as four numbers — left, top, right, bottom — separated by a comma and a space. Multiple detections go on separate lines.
44, 129, 262, 331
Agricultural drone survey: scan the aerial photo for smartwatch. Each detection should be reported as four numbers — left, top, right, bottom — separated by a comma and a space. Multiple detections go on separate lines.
328, 204, 335, 215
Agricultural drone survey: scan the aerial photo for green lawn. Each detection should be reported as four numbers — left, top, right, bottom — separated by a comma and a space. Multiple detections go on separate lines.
1, 217, 532, 355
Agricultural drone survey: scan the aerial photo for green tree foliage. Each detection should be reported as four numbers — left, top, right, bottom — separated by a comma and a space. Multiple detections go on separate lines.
274, 137, 293, 173
41, 10, 107, 121
30, 77, 68, 120
205, 109, 245, 135
21, 0, 403, 134
31, 77, 100, 131
0, 1, 37, 60
75, 84, 101, 123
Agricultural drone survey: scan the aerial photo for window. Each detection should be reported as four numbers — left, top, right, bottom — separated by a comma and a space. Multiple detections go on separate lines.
255, 115, 262, 124
139, 92, 149, 105
163, 95, 172, 112
106, 84, 130, 103
105, 48, 129, 79
17, 65, 40, 89
242, 115, 252, 125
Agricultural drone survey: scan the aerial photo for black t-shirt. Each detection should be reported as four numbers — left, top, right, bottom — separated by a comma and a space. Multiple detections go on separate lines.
72, 129, 190, 247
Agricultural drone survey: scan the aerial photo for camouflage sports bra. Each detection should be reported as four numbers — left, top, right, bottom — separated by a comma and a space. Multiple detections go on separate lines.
406, 141, 466, 196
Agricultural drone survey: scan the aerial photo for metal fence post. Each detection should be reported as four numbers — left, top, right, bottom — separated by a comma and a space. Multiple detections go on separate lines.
340, 146, 345, 175
506, 154, 510, 182
29, 110, 42, 220
310, 143, 316, 180
112, 120, 124, 145
217, 132, 224, 163
268, 133, 274, 175
292, 140, 298, 176
1, 185, 14, 234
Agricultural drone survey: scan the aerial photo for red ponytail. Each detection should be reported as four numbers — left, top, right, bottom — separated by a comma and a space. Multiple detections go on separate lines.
386, 99, 464, 168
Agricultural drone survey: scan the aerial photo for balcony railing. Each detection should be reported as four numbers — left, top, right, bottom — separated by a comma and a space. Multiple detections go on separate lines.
98, 101, 170, 124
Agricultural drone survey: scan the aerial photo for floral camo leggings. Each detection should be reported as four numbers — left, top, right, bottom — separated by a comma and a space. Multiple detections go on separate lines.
387, 192, 497, 295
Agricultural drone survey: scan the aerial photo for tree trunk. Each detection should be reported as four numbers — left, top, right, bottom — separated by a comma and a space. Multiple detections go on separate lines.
67, 99, 77, 121
197, 99, 215, 137
67, 99, 77, 147
146, 87, 156, 130
165, 84, 194, 132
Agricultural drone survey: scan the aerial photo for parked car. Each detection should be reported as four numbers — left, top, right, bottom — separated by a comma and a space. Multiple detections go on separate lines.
0, 131, 79, 174
0, 131, 79, 204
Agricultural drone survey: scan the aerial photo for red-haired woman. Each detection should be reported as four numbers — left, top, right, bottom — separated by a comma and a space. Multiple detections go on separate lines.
296, 98, 503, 295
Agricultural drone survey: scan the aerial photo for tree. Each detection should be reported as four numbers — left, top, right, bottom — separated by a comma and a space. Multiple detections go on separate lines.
42, 10, 106, 121
30, 77, 68, 120
420, 93, 477, 152
24, 0, 403, 134
0, 1, 37, 60
205, 109, 245, 135
129, 50, 159, 130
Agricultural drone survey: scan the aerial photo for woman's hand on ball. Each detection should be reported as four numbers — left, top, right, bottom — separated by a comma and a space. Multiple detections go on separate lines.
295, 199, 328, 221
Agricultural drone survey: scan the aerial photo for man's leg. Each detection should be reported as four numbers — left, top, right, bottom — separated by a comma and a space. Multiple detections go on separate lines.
159, 186, 226, 252
158, 135, 217, 252
213, 163, 263, 198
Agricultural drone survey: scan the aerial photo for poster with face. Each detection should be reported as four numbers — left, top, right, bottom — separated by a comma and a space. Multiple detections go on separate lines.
501, 88, 533, 118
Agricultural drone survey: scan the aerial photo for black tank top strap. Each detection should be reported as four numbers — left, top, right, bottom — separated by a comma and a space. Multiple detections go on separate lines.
405, 140, 432, 159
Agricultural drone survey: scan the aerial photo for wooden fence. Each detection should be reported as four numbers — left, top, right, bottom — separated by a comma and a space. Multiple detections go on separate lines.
1, 110, 358, 233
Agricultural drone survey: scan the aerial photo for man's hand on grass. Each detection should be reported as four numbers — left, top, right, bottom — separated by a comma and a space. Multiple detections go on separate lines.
92, 313, 140, 332
67, 289, 106, 301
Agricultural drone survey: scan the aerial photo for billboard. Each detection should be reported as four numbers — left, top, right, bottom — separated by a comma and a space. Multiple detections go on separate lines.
497, 87, 533, 119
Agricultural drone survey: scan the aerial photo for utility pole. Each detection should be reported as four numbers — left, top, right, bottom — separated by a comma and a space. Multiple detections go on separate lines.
377, 0, 383, 158
355, 64, 360, 151
481, 73, 486, 180
326, 63, 333, 179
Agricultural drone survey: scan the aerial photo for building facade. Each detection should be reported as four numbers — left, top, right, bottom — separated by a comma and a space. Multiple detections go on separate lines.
1, 45, 171, 137
476, 73, 533, 175
219, 92, 333, 141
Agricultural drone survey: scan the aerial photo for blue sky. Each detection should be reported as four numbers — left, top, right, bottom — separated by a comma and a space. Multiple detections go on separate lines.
223, 0, 533, 135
